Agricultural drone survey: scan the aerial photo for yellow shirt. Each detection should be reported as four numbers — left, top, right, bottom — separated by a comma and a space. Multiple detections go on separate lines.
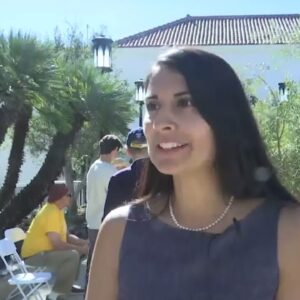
21, 203, 67, 258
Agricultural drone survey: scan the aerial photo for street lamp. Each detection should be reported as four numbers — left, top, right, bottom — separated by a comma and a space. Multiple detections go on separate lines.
278, 82, 287, 102
134, 79, 145, 127
92, 35, 113, 73
249, 95, 258, 106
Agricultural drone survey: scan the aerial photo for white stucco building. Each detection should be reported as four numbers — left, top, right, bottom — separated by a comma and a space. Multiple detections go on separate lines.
113, 14, 300, 128
1, 13, 299, 187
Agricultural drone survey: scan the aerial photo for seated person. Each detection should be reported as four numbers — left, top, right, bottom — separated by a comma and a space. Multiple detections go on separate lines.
21, 183, 89, 297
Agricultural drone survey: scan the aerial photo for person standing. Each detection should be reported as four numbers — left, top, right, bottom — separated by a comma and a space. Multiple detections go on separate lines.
102, 128, 148, 220
85, 134, 122, 287
87, 48, 300, 300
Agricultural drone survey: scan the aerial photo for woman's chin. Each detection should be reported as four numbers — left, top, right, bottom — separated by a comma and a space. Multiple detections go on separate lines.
155, 163, 183, 176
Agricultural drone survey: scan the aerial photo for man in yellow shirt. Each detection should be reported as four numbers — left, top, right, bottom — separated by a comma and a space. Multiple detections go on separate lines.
21, 183, 89, 299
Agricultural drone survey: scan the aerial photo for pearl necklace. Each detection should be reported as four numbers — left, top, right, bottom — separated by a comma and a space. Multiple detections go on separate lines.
169, 196, 235, 232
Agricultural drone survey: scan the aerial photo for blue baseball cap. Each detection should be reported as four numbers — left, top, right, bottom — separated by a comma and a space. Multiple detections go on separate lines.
126, 128, 147, 149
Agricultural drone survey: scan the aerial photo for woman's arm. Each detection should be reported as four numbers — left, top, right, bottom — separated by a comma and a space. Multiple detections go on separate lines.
277, 205, 300, 300
85, 207, 128, 300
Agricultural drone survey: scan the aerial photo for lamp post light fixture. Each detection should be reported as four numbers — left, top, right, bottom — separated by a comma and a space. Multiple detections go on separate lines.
278, 82, 287, 102
92, 35, 113, 73
249, 95, 258, 106
134, 79, 145, 127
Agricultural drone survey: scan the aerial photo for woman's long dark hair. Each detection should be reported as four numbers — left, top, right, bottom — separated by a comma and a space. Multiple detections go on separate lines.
138, 48, 296, 204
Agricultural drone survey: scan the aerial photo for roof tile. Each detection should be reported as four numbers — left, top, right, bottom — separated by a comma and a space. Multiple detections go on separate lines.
117, 14, 300, 47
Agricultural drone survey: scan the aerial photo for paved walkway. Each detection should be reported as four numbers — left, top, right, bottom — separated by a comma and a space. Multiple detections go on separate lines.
0, 256, 87, 299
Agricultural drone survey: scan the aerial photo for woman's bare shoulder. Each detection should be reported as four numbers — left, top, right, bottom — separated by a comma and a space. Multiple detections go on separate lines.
278, 202, 300, 245
92, 205, 132, 274
101, 205, 131, 234
87, 207, 132, 299
277, 202, 300, 299
279, 202, 300, 231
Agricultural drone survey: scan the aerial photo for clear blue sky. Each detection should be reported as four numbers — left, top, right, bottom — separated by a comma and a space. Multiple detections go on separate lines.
1, 0, 299, 41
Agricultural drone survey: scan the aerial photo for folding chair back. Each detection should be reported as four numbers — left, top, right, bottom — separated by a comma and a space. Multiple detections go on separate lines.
5, 227, 27, 243
5, 227, 47, 274
0, 238, 51, 300
0, 237, 18, 257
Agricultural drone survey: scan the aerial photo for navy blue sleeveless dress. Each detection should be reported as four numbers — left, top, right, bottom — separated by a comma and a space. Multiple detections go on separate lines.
118, 199, 285, 300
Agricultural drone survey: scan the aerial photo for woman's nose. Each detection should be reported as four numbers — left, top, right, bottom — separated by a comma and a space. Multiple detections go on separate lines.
152, 109, 177, 132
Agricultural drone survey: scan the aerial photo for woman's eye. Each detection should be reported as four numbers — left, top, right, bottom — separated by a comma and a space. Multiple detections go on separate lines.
146, 102, 159, 111
177, 97, 193, 108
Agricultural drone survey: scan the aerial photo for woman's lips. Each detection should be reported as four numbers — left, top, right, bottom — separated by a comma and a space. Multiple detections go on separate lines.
156, 142, 189, 154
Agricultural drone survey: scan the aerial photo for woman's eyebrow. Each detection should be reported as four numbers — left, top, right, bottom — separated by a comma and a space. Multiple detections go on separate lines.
145, 95, 158, 100
174, 91, 191, 97
145, 91, 191, 100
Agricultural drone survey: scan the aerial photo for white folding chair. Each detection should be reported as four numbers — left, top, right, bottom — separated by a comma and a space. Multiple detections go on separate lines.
5, 227, 27, 243
0, 238, 52, 300
5, 227, 46, 274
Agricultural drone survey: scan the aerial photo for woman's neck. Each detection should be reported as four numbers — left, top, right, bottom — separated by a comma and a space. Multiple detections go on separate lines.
172, 167, 230, 226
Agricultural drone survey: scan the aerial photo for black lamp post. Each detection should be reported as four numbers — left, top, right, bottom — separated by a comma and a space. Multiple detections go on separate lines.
134, 79, 145, 127
249, 95, 258, 106
92, 35, 113, 73
278, 82, 287, 102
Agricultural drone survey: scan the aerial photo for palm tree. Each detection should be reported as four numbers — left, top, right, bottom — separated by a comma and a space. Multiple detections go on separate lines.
0, 32, 59, 208
0, 34, 19, 145
54, 57, 135, 215
0, 112, 85, 233
0, 106, 32, 204
0, 29, 135, 233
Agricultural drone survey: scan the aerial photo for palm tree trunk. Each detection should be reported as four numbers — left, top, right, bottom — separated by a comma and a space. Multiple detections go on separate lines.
0, 106, 16, 146
64, 153, 77, 215
0, 107, 32, 210
0, 114, 85, 235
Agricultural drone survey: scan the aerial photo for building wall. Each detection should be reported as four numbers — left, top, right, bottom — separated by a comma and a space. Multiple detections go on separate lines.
113, 44, 300, 129
113, 44, 300, 92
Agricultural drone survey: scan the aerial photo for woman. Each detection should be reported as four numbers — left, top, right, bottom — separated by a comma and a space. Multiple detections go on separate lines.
86, 48, 300, 300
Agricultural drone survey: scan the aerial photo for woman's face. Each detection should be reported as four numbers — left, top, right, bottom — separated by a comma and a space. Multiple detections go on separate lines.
144, 65, 215, 176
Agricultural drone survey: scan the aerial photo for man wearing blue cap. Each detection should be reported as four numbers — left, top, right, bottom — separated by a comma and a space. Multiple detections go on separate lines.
102, 128, 148, 220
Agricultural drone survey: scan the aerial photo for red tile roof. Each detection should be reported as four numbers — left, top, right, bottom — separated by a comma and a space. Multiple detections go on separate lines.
117, 14, 300, 47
